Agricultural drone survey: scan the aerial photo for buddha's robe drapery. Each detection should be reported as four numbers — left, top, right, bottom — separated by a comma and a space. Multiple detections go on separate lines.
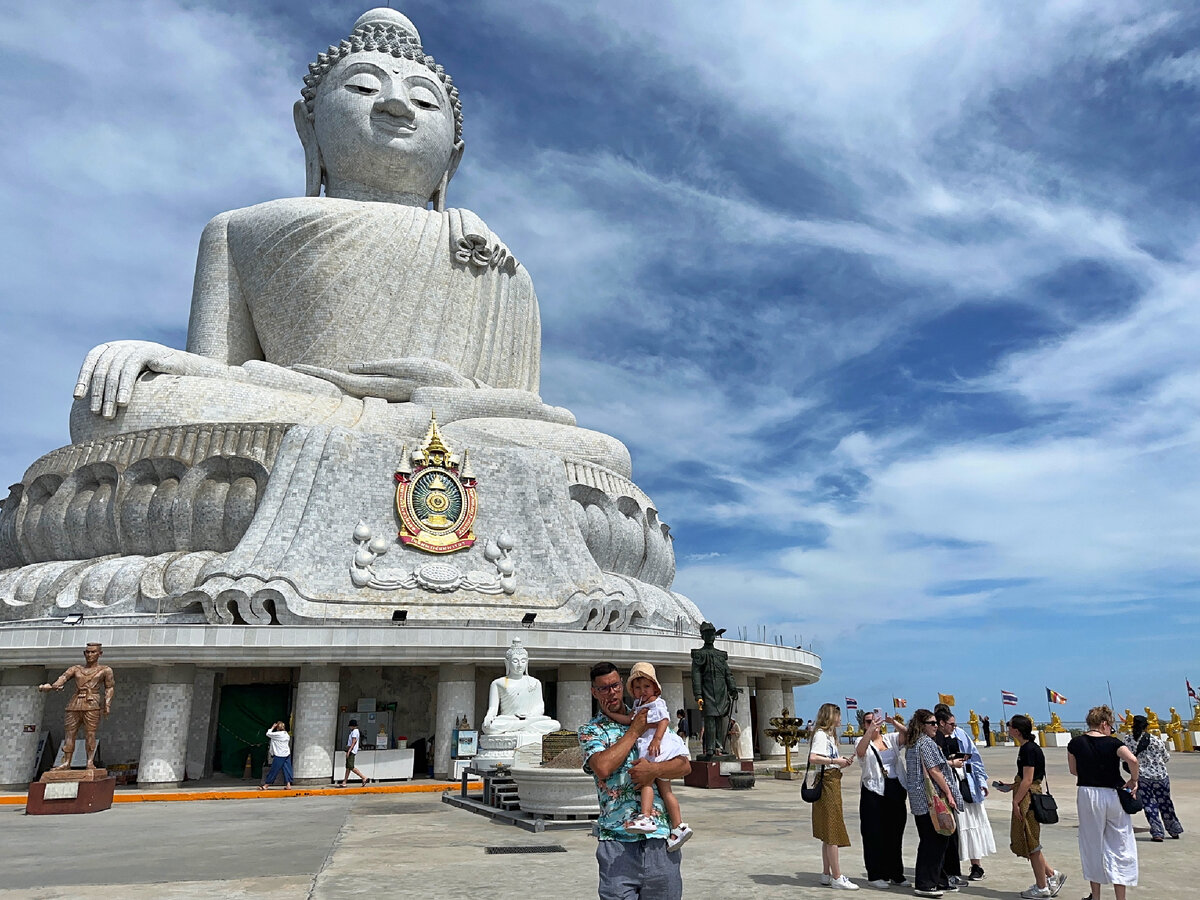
223, 198, 540, 392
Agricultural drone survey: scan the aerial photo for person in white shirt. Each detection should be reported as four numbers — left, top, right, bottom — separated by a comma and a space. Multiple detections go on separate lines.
809, 702, 860, 891
338, 718, 370, 787
854, 711, 909, 888
260, 721, 293, 789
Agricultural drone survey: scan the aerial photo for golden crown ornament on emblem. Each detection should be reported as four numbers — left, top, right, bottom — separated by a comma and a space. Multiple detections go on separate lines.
394, 413, 477, 553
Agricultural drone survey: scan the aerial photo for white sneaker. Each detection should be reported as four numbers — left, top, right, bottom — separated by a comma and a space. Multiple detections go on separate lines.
820, 874, 832, 886
1019, 886, 1052, 899
831, 875, 860, 891
624, 815, 656, 834
866, 879, 890, 888
666, 823, 692, 852
1048, 871, 1066, 897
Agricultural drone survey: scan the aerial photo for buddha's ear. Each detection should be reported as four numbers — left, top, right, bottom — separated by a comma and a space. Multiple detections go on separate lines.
431, 140, 465, 212
293, 100, 323, 198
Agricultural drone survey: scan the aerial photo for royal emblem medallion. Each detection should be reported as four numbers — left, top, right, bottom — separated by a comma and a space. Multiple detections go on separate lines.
394, 413, 477, 553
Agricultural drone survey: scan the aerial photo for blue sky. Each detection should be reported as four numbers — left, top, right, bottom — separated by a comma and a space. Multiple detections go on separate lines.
2, 1, 1199, 723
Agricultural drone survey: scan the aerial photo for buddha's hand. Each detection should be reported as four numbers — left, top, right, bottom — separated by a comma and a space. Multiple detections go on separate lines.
74, 341, 227, 419
292, 357, 473, 402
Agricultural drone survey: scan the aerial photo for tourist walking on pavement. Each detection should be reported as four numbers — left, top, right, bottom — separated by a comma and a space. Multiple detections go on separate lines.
854, 710, 908, 889
1124, 714, 1183, 842
580, 662, 691, 900
998, 714, 1066, 899
1068, 706, 1139, 900
338, 718, 370, 787
809, 702, 859, 890
260, 720, 293, 789
936, 707, 996, 882
904, 708, 962, 898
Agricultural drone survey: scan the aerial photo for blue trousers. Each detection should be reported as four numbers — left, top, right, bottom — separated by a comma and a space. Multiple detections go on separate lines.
1141, 776, 1183, 839
263, 754, 293, 786
595, 838, 682, 899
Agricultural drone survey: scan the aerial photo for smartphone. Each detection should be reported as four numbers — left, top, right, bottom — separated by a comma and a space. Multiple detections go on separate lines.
873, 707, 883, 722
947, 752, 968, 760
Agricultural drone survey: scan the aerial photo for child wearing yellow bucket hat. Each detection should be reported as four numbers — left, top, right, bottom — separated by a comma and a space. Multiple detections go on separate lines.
607, 661, 693, 850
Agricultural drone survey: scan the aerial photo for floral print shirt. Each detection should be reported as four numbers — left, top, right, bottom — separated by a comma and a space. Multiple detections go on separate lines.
1124, 732, 1171, 780
579, 711, 670, 841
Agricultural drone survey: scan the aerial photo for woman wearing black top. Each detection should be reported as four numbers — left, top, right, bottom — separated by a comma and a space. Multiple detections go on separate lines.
1000, 715, 1065, 899
1067, 705, 1139, 900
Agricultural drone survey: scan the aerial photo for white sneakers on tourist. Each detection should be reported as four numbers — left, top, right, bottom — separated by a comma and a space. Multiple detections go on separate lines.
866, 879, 890, 888
830, 875, 860, 890
912, 889, 943, 898
820, 874, 832, 886
1018, 886, 1052, 899
666, 823, 692, 852
624, 815, 657, 834
1048, 871, 1066, 896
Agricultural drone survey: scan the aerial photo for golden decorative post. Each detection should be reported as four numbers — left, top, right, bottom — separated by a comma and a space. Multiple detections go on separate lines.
763, 709, 804, 779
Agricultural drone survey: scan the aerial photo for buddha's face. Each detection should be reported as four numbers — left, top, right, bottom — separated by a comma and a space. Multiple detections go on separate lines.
313, 52, 458, 203
506, 650, 529, 678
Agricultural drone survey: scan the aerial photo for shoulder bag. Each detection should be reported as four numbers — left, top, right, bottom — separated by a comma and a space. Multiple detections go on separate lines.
1030, 774, 1059, 825
801, 732, 827, 803
1117, 786, 1143, 814
920, 741, 956, 836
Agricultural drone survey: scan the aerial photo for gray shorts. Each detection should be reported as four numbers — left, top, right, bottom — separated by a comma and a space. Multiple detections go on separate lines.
595, 838, 681, 900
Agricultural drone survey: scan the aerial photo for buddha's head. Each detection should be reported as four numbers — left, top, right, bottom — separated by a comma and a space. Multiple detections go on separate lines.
295, 9, 465, 207
504, 638, 529, 678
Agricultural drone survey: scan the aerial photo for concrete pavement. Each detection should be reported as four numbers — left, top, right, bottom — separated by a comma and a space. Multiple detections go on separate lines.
0, 747, 1194, 899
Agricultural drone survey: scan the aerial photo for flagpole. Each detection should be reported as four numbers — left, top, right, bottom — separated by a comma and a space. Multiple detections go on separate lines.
1107, 680, 1115, 714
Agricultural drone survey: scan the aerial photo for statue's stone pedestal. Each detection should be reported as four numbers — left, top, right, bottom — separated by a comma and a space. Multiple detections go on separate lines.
683, 759, 752, 789
474, 734, 545, 769
774, 770, 803, 781
27, 773, 115, 815
1044, 732, 1071, 747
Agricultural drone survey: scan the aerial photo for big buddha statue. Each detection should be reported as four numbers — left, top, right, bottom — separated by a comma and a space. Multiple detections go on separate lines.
0, 10, 701, 634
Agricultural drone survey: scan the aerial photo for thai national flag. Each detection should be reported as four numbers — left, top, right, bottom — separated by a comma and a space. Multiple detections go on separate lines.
845, 697, 858, 710
1046, 687, 1068, 705
1189, 678, 1197, 701
1001, 690, 1018, 706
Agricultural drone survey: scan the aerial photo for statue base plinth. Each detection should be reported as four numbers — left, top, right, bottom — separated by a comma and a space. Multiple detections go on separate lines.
41, 768, 109, 783
1043, 732, 1071, 747
683, 759, 753, 789
474, 733, 544, 768
26, 776, 115, 815
774, 770, 804, 780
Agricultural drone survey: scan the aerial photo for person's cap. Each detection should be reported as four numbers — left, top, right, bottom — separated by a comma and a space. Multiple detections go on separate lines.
699, 621, 727, 636
626, 661, 662, 696
349, 718, 358, 726
1132, 715, 1148, 729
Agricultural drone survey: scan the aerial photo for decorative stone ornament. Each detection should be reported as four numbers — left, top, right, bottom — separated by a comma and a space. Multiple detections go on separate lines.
395, 413, 476, 553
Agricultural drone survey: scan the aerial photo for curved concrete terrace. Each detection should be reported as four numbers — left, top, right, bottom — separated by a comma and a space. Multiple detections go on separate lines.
0, 623, 821, 682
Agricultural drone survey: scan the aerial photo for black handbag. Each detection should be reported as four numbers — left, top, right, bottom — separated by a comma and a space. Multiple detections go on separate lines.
800, 751, 824, 803
1118, 787, 1143, 814
1030, 776, 1059, 825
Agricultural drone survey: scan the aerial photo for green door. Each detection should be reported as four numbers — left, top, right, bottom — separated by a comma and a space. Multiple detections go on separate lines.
215, 683, 291, 778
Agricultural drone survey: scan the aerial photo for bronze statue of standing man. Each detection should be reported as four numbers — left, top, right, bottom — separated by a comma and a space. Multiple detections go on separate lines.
690, 622, 738, 760
39, 642, 115, 770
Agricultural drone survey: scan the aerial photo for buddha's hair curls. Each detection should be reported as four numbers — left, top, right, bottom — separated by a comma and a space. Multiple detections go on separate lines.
301, 19, 463, 144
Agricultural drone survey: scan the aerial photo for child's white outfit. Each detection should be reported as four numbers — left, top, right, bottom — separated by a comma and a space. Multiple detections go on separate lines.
633, 697, 690, 761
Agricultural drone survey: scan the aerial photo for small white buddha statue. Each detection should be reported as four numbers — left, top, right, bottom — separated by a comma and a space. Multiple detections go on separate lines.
481, 639, 560, 735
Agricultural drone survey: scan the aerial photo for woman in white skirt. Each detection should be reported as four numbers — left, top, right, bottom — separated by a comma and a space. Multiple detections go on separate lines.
936, 707, 996, 881
1067, 705, 1139, 900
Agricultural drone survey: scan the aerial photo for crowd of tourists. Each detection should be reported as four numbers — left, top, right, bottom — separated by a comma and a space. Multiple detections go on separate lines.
576, 656, 1185, 900
799, 703, 1181, 898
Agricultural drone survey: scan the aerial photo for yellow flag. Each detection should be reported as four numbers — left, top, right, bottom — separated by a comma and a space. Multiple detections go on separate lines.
938, 693, 956, 706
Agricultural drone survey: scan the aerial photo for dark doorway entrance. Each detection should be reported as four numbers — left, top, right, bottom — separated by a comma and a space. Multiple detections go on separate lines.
215, 683, 290, 778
